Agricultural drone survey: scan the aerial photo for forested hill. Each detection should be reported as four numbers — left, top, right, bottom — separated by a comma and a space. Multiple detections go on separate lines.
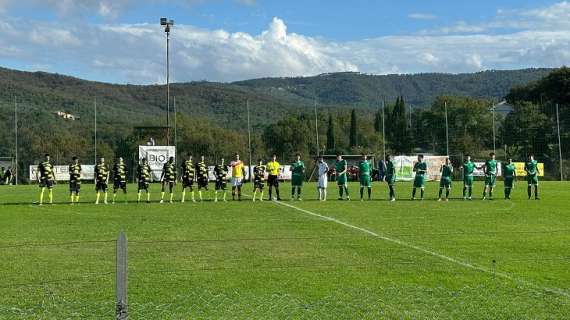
233, 69, 553, 107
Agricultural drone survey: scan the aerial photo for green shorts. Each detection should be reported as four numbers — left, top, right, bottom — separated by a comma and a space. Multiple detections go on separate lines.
504, 176, 515, 188
360, 175, 371, 187
292, 175, 304, 187
527, 174, 539, 186
413, 175, 426, 188
385, 175, 396, 186
485, 175, 496, 187
337, 174, 347, 186
463, 175, 474, 187
440, 177, 451, 188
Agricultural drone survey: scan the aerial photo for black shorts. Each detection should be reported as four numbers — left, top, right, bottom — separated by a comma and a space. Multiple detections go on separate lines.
182, 178, 194, 189
138, 181, 149, 191
162, 181, 175, 192
39, 179, 54, 189
215, 180, 227, 191
114, 181, 127, 191
96, 181, 108, 192
198, 178, 208, 190
267, 175, 279, 187
254, 180, 265, 190
69, 182, 81, 193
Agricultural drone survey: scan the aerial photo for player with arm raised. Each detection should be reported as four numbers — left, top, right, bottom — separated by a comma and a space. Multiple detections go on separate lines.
253, 159, 266, 202
230, 153, 246, 201
37, 154, 55, 205
68, 156, 82, 204
503, 158, 517, 200
525, 154, 540, 200
438, 157, 453, 202
214, 158, 229, 202
137, 158, 152, 203
335, 154, 350, 201
462, 155, 476, 200
266, 154, 281, 201
482, 152, 498, 200
290, 153, 305, 201
94, 157, 110, 205
412, 154, 427, 200
181, 154, 196, 203
317, 156, 329, 201
358, 154, 372, 201
160, 156, 176, 203
385, 155, 396, 201
112, 157, 128, 204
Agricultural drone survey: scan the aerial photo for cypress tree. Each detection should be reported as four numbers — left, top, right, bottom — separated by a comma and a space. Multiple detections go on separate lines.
349, 109, 358, 147
326, 114, 336, 152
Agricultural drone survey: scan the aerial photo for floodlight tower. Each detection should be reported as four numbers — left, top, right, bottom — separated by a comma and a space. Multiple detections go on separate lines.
160, 17, 174, 146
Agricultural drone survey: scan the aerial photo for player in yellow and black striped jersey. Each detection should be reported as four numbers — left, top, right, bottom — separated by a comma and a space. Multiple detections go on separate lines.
112, 157, 128, 204
213, 158, 229, 202
196, 155, 209, 201
68, 156, 82, 204
94, 157, 110, 204
253, 159, 266, 202
160, 157, 176, 203
37, 153, 55, 205
137, 158, 152, 203
181, 154, 196, 203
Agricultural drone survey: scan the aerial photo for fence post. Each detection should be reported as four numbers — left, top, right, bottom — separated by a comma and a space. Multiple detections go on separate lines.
116, 231, 128, 319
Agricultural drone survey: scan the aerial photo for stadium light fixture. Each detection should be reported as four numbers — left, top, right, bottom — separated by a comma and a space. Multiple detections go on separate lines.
160, 17, 175, 146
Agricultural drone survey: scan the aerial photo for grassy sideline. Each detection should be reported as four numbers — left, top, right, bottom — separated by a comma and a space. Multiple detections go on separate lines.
0, 181, 569, 319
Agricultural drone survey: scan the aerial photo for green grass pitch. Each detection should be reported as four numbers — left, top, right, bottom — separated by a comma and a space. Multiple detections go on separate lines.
0, 181, 569, 319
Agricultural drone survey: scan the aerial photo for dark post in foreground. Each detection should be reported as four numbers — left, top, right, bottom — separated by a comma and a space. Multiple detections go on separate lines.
116, 232, 128, 320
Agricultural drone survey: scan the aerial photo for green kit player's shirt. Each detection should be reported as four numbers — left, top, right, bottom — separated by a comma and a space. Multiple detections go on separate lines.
441, 164, 453, 179
335, 160, 348, 184
414, 162, 428, 175
162, 162, 176, 182
504, 164, 516, 177
525, 160, 538, 176
485, 160, 498, 176
463, 161, 475, 177
291, 160, 305, 177
69, 163, 81, 184
137, 164, 151, 183
94, 163, 109, 183
38, 161, 54, 181
113, 163, 127, 183
196, 161, 208, 180
182, 160, 195, 180
359, 160, 371, 177
386, 160, 396, 177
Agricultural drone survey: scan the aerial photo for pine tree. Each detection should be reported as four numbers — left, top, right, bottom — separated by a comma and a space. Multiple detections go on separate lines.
349, 109, 358, 147
374, 110, 382, 133
326, 114, 336, 152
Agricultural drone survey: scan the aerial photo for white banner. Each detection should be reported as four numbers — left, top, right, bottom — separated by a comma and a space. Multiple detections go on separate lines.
29, 165, 95, 181
139, 146, 176, 181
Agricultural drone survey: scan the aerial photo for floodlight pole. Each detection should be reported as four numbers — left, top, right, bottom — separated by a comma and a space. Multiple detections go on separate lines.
94, 98, 97, 165
161, 18, 174, 146
491, 103, 496, 154
14, 96, 18, 185
174, 96, 177, 150
381, 98, 386, 161
556, 103, 563, 181
246, 99, 253, 181
314, 95, 319, 157
444, 100, 449, 156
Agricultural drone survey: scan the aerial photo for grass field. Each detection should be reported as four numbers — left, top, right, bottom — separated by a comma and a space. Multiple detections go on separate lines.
0, 181, 569, 319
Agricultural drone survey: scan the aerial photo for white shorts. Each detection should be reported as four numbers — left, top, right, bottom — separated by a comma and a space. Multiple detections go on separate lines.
318, 175, 328, 189
231, 177, 243, 187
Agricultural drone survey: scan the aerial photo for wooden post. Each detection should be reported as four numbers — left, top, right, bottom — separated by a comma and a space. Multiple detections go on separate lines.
116, 232, 128, 319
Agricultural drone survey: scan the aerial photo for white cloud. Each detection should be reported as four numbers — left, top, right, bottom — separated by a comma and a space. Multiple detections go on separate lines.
408, 13, 437, 20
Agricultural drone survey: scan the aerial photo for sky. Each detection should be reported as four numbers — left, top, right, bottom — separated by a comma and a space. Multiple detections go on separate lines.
0, 0, 569, 84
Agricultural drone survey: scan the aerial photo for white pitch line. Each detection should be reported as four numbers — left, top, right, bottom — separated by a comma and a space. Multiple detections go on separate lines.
273, 200, 570, 299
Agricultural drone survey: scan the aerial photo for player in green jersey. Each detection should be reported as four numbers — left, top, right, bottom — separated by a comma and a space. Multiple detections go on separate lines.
112, 157, 128, 204
384, 155, 396, 201
68, 156, 82, 204
214, 158, 229, 202
412, 155, 427, 200
438, 157, 453, 202
503, 158, 517, 200
181, 154, 196, 203
160, 156, 176, 203
137, 158, 152, 203
358, 154, 372, 201
37, 153, 55, 205
253, 159, 267, 202
335, 154, 350, 201
482, 152, 498, 200
196, 155, 209, 201
94, 157, 110, 205
462, 155, 476, 200
290, 153, 305, 200
525, 154, 540, 200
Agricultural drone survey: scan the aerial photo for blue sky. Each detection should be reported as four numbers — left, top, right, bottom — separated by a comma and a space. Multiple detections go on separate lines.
0, 0, 569, 83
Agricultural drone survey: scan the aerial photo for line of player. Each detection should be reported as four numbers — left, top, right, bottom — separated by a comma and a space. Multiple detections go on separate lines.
34, 151, 541, 205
